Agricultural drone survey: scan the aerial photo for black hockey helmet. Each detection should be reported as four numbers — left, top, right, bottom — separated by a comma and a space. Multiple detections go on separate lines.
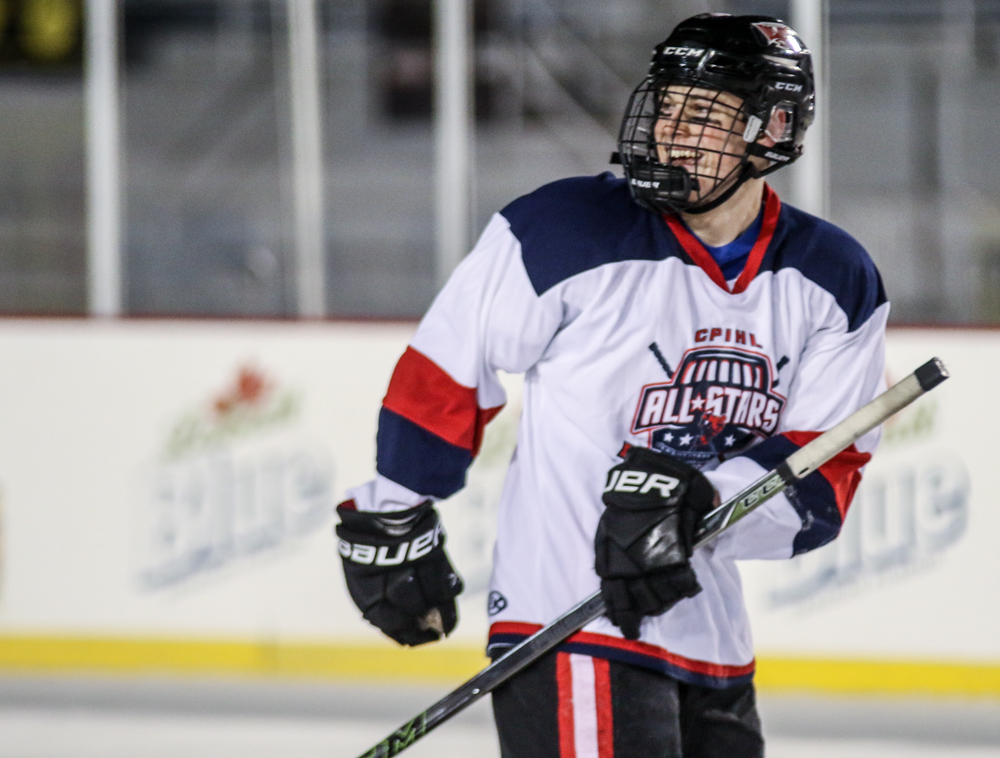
617, 13, 815, 214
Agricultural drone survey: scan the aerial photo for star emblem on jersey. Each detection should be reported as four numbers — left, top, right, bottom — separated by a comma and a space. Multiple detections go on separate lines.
750, 21, 805, 53
631, 346, 785, 465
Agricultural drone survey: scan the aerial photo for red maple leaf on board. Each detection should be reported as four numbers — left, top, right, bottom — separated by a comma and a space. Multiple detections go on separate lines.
213, 365, 272, 416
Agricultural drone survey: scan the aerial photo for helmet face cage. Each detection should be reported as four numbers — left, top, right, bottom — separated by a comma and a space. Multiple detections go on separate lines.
618, 74, 756, 214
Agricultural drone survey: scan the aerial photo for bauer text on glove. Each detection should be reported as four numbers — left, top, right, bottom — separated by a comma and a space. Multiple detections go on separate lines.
336, 500, 463, 646
594, 446, 717, 640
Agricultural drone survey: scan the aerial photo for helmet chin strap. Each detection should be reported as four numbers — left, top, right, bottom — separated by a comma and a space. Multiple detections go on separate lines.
683, 161, 761, 215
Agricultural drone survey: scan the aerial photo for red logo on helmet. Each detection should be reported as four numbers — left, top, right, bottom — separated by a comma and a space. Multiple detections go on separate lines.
751, 22, 804, 53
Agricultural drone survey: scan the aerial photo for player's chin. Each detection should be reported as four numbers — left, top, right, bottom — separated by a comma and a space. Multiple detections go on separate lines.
692, 169, 740, 204
688, 177, 724, 205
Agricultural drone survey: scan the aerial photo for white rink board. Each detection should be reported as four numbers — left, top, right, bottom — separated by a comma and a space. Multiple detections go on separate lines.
0, 321, 995, 666
0, 319, 525, 647
742, 329, 1000, 662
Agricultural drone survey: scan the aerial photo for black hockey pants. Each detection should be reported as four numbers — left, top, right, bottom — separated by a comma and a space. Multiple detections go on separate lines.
491, 649, 764, 758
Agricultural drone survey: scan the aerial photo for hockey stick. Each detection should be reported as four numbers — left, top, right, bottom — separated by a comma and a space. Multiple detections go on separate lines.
355, 357, 949, 758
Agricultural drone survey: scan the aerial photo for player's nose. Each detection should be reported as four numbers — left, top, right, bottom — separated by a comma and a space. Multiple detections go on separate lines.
656, 117, 686, 142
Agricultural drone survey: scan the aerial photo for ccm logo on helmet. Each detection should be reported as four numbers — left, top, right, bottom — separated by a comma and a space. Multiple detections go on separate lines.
662, 46, 704, 57
338, 523, 443, 566
604, 470, 680, 497
775, 82, 803, 92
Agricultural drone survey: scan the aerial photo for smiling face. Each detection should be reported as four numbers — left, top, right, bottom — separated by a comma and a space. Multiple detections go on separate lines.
652, 85, 750, 202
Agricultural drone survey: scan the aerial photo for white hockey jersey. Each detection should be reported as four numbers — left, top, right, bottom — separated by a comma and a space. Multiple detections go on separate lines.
344, 173, 888, 688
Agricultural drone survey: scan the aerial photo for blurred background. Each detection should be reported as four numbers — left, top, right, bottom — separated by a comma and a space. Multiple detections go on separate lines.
4, 0, 1000, 321
0, 1, 999, 756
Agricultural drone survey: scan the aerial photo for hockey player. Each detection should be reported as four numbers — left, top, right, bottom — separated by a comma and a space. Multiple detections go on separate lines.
335, 13, 887, 758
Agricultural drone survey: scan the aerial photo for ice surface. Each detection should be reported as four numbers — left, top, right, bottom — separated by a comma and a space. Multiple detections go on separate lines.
0, 677, 997, 758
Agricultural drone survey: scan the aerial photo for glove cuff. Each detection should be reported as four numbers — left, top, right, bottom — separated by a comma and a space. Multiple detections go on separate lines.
336, 500, 445, 568
336, 499, 434, 537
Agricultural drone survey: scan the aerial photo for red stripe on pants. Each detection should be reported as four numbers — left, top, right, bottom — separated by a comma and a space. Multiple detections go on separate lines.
593, 657, 614, 758
556, 652, 576, 758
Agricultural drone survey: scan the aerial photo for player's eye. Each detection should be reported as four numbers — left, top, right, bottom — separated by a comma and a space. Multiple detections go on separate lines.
687, 109, 718, 125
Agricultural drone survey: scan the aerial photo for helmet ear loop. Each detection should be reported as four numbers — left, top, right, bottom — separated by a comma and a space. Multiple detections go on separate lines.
741, 96, 776, 143
743, 103, 802, 177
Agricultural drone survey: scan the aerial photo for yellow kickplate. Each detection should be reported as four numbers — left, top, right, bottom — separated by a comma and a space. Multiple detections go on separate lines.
0, 635, 488, 682
1, 636, 998, 696
756, 656, 1000, 697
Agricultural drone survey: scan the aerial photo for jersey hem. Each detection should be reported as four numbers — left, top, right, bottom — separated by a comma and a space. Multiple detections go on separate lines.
487, 621, 755, 689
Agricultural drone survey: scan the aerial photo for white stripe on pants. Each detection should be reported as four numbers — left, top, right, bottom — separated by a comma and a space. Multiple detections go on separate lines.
569, 653, 599, 758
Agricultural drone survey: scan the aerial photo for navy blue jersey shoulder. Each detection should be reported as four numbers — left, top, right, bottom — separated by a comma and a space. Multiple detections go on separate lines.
762, 204, 888, 332
500, 173, 682, 295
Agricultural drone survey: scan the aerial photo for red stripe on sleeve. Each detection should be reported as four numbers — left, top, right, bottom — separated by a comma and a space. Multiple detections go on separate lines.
783, 431, 872, 519
593, 657, 614, 758
556, 652, 576, 758
382, 346, 504, 453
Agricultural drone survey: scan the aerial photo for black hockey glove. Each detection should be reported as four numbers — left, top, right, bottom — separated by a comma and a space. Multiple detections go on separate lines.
595, 446, 717, 640
336, 500, 463, 646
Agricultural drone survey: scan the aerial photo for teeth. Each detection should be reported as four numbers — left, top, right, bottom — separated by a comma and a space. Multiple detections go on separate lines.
669, 148, 699, 159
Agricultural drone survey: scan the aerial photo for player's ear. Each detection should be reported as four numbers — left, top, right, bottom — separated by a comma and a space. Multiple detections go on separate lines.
759, 106, 790, 147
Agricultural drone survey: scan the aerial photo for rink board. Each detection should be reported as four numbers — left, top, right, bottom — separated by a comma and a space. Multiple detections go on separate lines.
0, 320, 995, 695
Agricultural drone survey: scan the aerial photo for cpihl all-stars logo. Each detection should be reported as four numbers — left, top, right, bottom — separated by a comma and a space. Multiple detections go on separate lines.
632, 344, 785, 465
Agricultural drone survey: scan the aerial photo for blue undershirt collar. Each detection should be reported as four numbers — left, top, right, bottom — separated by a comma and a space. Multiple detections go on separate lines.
685, 205, 765, 280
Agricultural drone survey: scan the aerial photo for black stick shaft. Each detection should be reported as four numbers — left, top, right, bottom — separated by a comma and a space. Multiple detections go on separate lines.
354, 357, 948, 758
357, 594, 606, 758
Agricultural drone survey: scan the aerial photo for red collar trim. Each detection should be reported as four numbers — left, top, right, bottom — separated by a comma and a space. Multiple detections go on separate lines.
663, 185, 782, 294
